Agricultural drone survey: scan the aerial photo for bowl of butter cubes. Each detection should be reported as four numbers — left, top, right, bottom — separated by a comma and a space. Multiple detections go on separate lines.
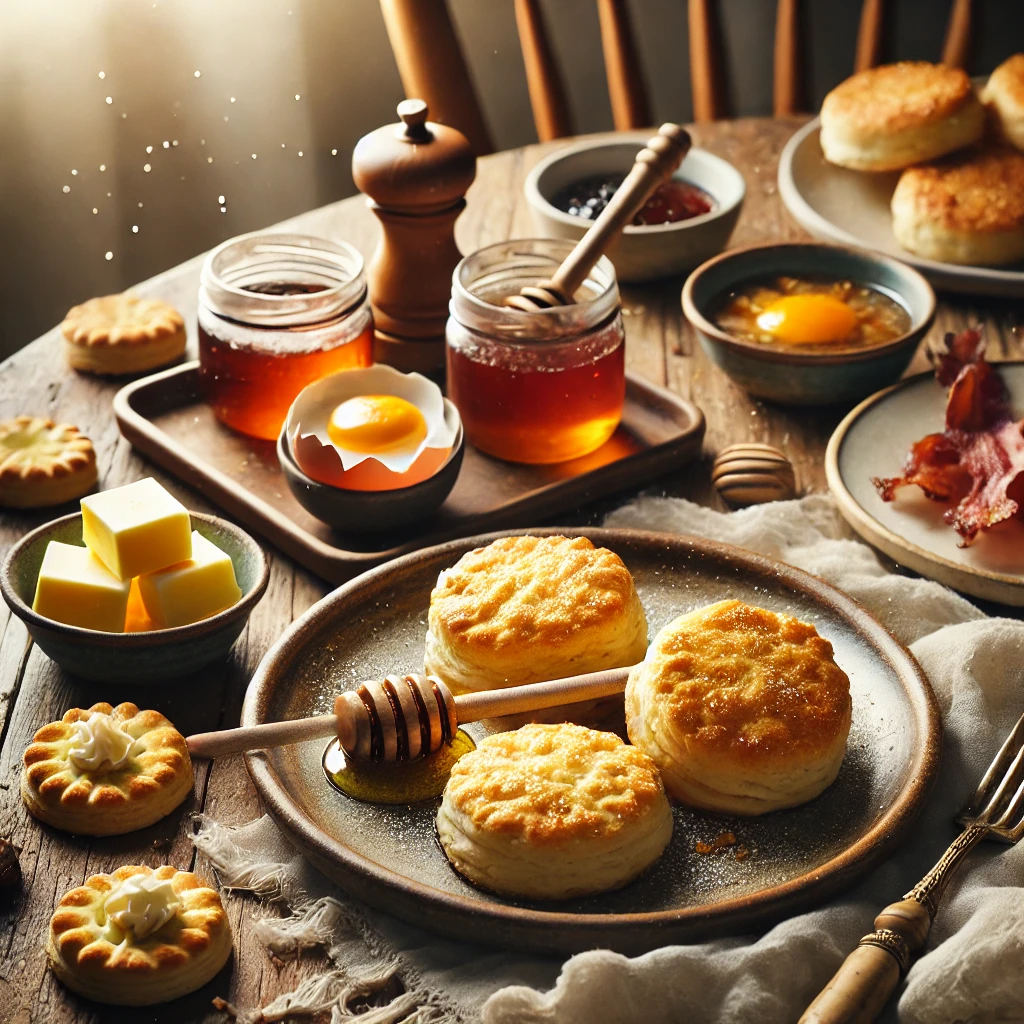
0, 477, 269, 681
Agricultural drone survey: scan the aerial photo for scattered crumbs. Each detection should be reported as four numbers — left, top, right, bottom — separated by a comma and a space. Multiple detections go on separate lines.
62, 185, 70, 193
98, 71, 106, 79
695, 831, 736, 855
734, 844, 750, 861
211, 996, 238, 1018
104, 95, 113, 104
143, 163, 151, 172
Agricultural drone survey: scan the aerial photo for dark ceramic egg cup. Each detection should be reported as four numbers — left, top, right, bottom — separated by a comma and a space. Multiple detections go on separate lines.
277, 405, 465, 533
1, 511, 269, 682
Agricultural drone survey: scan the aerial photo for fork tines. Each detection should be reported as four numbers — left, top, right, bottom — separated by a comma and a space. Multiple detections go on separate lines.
958, 710, 1024, 842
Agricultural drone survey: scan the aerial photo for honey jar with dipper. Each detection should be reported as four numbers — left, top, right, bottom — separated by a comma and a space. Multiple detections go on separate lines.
446, 124, 691, 465
198, 233, 373, 441
446, 239, 626, 464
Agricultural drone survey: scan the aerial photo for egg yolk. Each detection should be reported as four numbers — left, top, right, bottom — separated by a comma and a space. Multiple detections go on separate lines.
328, 395, 427, 454
755, 294, 858, 344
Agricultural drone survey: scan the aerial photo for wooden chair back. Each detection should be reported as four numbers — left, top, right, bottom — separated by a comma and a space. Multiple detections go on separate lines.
378, 0, 979, 153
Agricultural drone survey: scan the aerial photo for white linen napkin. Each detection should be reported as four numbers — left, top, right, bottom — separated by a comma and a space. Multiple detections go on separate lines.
193, 494, 1024, 1024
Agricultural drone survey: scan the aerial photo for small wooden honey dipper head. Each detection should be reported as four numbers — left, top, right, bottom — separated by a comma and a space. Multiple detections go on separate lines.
334, 674, 457, 763
506, 123, 692, 313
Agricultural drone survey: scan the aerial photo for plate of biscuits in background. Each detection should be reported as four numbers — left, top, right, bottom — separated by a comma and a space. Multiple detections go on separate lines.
779, 57, 1024, 296
241, 528, 940, 955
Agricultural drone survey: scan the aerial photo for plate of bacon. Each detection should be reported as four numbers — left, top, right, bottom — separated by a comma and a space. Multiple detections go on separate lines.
826, 327, 1024, 606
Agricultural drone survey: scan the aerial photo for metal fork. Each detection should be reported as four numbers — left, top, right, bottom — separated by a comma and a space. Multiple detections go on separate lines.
800, 710, 1024, 1024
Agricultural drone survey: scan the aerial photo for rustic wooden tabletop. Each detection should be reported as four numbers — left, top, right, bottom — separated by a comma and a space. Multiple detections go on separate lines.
1, 117, 1021, 1023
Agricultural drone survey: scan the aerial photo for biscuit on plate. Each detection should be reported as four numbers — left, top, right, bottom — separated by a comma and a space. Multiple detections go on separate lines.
61, 292, 186, 375
47, 864, 232, 1005
982, 54, 1024, 152
820, 62, 984, 171
625, 600, 851, 815
21, 702, 193, 835
424, 535, 648, 700
437, 722, 672, 900
0, 415, 97, 508
891, 147, 1024, 266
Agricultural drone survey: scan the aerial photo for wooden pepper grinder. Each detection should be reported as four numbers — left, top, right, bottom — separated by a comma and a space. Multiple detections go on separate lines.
352, 99, 476, 376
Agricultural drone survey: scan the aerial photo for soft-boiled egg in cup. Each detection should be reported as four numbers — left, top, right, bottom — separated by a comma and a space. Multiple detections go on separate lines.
285, 365, 460, 491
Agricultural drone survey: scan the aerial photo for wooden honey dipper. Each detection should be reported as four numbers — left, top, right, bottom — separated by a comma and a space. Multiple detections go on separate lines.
506, 122, 692, 313
186, 665, 633, 761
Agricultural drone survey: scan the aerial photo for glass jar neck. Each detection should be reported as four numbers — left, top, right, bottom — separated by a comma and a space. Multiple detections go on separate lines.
200, 232, 366, 328
449, 239, 619, 343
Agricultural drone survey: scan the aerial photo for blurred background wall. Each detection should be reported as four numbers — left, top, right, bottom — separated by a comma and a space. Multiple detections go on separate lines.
1, 0, 1021, 359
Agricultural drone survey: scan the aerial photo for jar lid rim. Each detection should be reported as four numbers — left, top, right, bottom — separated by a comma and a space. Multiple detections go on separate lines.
201, 231, 366, 326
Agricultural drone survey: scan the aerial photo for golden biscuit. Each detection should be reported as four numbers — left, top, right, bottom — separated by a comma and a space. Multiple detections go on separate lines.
891, 147, 1024, 265
61, 292, 186, 375
22, 702, 193, 835
0, 416, 97, 508
820, 62, 984, 171
425, 535, 648, 701
982, 54, 1024, 152
437, 723, 672, 899
47, 864, 232, 1005
626, 600, 851, 815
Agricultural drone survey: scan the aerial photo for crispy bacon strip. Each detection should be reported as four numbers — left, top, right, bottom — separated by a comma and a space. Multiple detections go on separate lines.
873, 327, 1024, 546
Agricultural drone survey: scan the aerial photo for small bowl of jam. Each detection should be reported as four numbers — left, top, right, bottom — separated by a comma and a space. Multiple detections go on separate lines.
682, 243, 937, 405
524, 134, 745, 282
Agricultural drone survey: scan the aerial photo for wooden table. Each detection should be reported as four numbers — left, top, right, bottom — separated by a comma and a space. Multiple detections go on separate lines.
0, 118, 1020, 1023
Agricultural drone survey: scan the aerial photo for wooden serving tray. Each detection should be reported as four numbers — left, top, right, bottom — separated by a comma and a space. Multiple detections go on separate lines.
113, 362, 704, 583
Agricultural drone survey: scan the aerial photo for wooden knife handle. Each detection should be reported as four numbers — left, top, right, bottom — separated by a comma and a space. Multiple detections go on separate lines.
799, 898, 930, 1023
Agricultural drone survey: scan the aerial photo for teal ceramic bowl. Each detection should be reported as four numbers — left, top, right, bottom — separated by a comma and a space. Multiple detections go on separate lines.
1, 511, 269, 682
681, 243, 936, 405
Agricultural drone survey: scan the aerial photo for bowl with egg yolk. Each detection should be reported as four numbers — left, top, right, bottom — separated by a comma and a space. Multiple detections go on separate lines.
279, 365, 463, 532
682, 243, 935, 405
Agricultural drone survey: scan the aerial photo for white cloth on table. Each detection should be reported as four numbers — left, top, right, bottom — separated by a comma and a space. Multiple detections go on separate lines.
193, 494, 1024, 1024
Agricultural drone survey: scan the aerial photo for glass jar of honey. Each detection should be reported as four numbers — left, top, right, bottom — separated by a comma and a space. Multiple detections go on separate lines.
199, 233, 373, 440
446, 239, 625, 464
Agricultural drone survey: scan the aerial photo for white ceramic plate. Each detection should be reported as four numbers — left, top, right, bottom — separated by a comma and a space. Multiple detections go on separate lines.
778, 118, 1024, 298
826, 363, 1024, 606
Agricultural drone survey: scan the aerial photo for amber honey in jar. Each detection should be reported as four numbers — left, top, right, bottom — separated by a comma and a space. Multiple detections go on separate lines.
446, 240, 625, 464
198, 233, 373, 440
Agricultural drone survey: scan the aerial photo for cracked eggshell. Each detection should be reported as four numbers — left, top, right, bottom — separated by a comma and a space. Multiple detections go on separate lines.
284, 365, 459, 492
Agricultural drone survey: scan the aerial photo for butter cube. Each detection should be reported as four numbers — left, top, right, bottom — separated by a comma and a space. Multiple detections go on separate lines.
137, 531, 242, 628
81, 478, 192, 580
32, 541, 131, 632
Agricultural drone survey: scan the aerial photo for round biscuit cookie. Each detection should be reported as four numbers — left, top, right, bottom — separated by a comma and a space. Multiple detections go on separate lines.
61, 292, 186, 375
47, 864, 232, 1005
820, 61, 985, 171
21, 702, 194, 835
0, 415, 97, 508
982, 53, 1024, 152
891, 147, 1024, 266
437, 722, 673, 899
626, 600, 852, 815
424, 535, 648, 696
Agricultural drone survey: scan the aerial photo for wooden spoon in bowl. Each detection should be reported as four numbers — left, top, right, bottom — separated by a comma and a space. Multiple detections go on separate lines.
506, 122, 692, 312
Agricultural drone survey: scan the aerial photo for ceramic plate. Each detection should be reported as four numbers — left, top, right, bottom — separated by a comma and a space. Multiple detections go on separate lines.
827, 363, 1024, 607
778, 118, 1024, 298
243, 527, 939, 955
